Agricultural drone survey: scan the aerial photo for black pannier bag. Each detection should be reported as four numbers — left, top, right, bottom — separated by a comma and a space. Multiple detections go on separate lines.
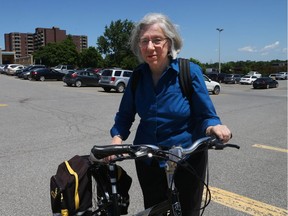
50, 155, 92, 216
50, 155, 132, 216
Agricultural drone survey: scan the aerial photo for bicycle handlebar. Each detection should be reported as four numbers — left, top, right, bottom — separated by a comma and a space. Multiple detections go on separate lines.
90, 136, 240, 162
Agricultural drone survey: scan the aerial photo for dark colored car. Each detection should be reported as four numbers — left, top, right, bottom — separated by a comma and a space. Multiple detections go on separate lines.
16, 65, 46, 79
29, 68, 65, 81
85, 68, 102, 74
206, 73, 227, 83
253, 77, 279, 89
223, 74, 242, 84
63, 70, 100, 87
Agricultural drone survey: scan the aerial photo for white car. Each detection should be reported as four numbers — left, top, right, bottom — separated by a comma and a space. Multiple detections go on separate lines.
203, 74, 221, 95
269, 73, 277, 79
99, 68, 133, 93
6, 64, 25, 75
240, 75, 258, 85
247, 71, 262, 78
275, 72, 287, 80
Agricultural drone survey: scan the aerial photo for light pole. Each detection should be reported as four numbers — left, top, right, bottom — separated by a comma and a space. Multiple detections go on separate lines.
216, 28, 223, 73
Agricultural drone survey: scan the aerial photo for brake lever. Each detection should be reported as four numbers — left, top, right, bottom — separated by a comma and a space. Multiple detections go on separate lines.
212, 143, 240, 150
226, 143, 240, 149
207, 135, 240, 150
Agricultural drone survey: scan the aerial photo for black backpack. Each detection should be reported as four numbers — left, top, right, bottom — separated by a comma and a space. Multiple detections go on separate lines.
131, 58, 193, 105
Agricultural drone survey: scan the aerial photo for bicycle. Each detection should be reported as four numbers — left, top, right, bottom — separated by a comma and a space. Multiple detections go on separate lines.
89, 136, 240, 216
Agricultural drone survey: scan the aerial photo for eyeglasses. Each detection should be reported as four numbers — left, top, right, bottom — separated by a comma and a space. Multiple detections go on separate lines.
139, 38, 168, 48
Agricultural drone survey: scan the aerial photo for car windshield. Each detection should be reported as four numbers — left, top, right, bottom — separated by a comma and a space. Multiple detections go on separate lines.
242, 75, 250, 78
226, 75, 233, 77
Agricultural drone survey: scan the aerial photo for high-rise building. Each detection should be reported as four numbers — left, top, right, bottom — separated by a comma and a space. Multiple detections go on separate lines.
4, 32, 34, 58
4, 26, 88, 58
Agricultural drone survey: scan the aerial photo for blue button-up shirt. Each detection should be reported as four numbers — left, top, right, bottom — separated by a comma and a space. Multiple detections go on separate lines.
110, 59, 221, 148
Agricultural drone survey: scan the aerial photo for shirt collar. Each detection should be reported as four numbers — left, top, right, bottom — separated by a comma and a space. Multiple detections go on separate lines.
169, 58, 180, 74
136, 58, 180, 74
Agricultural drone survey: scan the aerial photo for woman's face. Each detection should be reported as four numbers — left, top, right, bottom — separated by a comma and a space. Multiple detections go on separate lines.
139, 23, 170, 67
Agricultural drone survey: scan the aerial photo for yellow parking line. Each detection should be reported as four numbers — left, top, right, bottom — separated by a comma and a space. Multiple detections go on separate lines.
252, 144, 288, 153
208, 187, 288, 216
0, 104, 8, 107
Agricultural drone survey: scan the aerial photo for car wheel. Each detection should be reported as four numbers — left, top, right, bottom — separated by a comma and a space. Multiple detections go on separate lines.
103, 87, 111, 92
75, 80, 82, 87
40, 76, 45, 81
213, 86, 220, 95
116, 83, 125, 93
266, 84, 269, 89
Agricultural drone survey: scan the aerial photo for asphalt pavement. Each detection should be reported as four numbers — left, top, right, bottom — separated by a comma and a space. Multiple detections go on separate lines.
0, 74, 287, 215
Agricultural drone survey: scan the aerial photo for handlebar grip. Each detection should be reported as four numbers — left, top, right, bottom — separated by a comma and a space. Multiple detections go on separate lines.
91, 144, 133, 159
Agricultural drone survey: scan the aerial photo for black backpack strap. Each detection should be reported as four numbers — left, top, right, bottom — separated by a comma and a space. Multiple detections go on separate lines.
178, 58, 193, 105
131, 70, 140, 95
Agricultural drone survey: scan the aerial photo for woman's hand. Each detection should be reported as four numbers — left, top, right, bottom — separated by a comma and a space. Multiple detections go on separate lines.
111, 135, 123, 144
206, 125, 232, 143
103, 135, 123, 162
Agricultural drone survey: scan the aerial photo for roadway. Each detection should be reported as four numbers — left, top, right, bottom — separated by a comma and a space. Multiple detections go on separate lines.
0, 74, 287, 215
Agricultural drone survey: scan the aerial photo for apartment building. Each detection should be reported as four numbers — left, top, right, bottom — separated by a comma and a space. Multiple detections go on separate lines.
4, 32, 34, 58
4, 27, 88, 58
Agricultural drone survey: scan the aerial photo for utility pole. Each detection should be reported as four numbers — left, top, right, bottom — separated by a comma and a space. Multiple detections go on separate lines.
216, 28, 224, 73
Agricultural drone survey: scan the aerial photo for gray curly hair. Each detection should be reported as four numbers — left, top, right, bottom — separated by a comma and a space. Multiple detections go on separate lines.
130, 13, 183, 63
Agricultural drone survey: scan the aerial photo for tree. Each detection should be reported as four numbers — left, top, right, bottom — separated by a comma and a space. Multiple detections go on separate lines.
33, 36, 78, 67
78, 47, 103, 68
189, 57, 205, 72
97, 19, 138, 69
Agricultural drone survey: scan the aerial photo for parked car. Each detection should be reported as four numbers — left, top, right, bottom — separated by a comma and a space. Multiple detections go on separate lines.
29, 68, 65, 81
63, 70, 101, 87
206, 73, 227, 83
0, 64, 6, 73
16, 65, 46, 79
223, 74, 242, 84
275, 72, 287, 80
98, 68, 133, 93
203, 74, 221, 95
240, 75, 258, 85
53, 65, 75, 74
85, 68, 102, 74
247, 71, 262, 78
253, 77, 279, 89
269, 73, 277, 79
5, 64, 25, 75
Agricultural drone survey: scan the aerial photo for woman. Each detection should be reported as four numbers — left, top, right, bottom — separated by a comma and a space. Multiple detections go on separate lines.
110, 13, 232, 216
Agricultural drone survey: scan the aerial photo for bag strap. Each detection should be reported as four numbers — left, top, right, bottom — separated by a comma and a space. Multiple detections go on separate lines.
64, 161, 80, 211
178, 58, 193, 105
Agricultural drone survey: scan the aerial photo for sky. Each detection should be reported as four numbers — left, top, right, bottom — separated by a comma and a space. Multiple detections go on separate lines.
0, 0, 287, 64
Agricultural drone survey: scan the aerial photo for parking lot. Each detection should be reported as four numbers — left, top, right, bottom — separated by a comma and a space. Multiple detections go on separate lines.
0, 74, 287, 215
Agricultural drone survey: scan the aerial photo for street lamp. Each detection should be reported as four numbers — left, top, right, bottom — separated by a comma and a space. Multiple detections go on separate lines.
216, 28, 224, 73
